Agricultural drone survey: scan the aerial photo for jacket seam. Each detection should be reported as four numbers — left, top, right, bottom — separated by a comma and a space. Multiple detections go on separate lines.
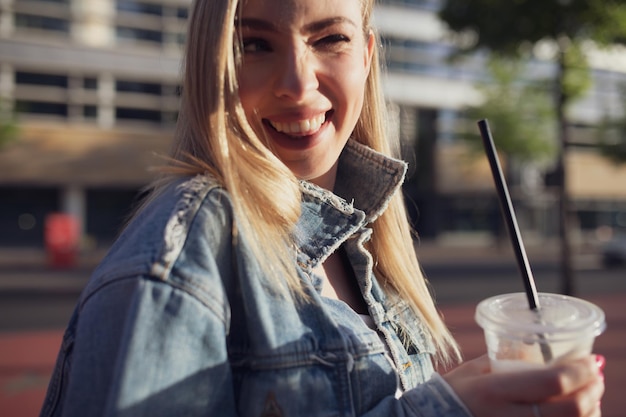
79, 271, 229, 325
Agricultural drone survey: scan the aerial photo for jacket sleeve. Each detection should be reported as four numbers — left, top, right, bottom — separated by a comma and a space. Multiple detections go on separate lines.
41, 181, 239, 417
59, 275, 237, 417
361, 373, 475, 417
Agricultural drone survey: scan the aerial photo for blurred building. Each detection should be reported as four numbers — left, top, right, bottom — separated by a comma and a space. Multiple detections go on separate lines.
0, 0, 186, 247
376, 0, 626, 244
1, 0, 626, 249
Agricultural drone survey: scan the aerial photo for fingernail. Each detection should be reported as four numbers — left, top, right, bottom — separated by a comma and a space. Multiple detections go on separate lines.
595, 355, 606, 372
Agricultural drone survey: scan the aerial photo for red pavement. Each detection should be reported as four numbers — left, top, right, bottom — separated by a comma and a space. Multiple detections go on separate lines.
0, 331, 61, 417
1, 293, 623, 417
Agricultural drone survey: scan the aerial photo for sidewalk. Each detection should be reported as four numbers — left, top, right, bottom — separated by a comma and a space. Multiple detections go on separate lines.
414, 237, 600, 267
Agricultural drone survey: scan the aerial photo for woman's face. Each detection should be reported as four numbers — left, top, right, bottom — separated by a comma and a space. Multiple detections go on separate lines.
237, 0, 374, 190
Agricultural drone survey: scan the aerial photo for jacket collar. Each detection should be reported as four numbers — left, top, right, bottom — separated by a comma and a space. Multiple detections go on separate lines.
295, 140, 407, 269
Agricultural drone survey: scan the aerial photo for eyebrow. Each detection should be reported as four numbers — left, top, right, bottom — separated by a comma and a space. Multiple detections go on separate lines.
238, 16, 357, 34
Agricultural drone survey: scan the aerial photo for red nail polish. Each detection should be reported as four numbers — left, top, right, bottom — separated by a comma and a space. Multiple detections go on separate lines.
595, 355, 606, 372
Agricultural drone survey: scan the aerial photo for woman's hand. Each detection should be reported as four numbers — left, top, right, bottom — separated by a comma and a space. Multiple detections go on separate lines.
443, 354, 605, 417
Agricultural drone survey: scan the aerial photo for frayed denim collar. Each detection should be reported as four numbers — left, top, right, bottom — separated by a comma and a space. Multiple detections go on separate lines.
295, 140, 407, 269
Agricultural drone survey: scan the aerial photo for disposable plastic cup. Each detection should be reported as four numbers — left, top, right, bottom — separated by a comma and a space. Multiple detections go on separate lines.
475, 292, 606, 372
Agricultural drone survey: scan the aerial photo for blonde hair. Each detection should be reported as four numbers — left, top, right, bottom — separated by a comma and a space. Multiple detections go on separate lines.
355, 1, 460, 366
146, 0, 459, 365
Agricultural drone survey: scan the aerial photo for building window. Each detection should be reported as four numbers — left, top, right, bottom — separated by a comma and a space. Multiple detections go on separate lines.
176, 7, 189, 19
378, 0, 442, 11
83, 77, 98, 90
116, 26, 163, 44
15, 100, 68, 117
116, 0, 163, 17
83, 105, 98, 119
116, 107, 162, 123
16, 71, 68, 88
116, 80, 162, 96
382, 36, 451, 76
15, 13, 70, 33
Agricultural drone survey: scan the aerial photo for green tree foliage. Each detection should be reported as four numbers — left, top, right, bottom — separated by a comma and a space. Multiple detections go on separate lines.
439, 0, 626, 52
560, 42, 592, 103
439, 0, 625, 103
598, 84, 626, 164
461, 56, 556, 163
0, 100, 18, 149
439, 0, 626, 295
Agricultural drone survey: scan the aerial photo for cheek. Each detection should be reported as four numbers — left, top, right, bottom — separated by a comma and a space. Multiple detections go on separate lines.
238, 75, 261, 117
332, 68, 368, 117
238, 63, 280, 121
335, 53, 368, 97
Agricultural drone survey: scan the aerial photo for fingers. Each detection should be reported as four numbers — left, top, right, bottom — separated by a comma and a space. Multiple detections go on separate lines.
489, 355, 600, 403
443, 354, 605, 417
535, 373, 604, 417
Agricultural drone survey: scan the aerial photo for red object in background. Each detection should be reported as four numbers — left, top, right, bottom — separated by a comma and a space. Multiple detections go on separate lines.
44, 213, 79, 268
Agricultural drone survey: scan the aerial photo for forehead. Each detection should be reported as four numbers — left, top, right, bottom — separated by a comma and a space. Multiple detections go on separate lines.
239, 0, 363, 28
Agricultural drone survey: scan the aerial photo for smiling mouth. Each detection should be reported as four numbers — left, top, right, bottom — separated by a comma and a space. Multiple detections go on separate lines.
266, 111, 332, 137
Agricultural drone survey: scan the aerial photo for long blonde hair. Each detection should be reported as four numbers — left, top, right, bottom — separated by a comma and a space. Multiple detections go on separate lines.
147, 0, 459, 365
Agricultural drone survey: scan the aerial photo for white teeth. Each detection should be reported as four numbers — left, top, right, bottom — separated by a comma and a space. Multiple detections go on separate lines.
269, 114, 325, 135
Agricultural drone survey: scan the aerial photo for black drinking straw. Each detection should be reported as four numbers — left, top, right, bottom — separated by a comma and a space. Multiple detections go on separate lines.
477, 119, 553, 362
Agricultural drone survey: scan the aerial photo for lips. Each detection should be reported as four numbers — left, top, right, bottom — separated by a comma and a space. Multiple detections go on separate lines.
266, 112, 328, 137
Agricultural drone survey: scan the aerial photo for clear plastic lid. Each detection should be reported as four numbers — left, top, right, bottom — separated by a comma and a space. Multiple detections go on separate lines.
475, 292, 606, 342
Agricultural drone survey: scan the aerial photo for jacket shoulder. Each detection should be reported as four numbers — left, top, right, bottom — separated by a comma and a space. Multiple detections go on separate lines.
151, 174, 235, 280
82, 174, 236, 303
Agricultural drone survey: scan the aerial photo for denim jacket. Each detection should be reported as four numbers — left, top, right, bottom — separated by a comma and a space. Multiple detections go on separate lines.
40, 140, 472, 417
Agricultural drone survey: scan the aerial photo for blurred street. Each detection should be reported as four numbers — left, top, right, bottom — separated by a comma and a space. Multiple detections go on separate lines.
0, 242, 624, 416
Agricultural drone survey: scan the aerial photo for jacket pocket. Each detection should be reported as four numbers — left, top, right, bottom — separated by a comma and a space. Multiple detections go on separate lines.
230, 347, 357, 417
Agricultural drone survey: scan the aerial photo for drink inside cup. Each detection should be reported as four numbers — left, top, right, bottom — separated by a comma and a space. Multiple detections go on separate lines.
475, 292, 606, 372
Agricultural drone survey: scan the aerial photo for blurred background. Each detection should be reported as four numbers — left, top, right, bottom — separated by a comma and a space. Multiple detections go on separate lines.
0, 0, 625, 416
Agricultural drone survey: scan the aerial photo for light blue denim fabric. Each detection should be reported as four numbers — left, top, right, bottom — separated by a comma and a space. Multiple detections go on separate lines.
39, 140, 473, 417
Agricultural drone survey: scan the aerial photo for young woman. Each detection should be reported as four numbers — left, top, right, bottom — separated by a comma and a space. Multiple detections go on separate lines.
40, 0, 605, 416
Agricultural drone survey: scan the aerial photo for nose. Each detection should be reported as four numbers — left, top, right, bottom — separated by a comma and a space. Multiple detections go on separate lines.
273, 46, 318, 101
